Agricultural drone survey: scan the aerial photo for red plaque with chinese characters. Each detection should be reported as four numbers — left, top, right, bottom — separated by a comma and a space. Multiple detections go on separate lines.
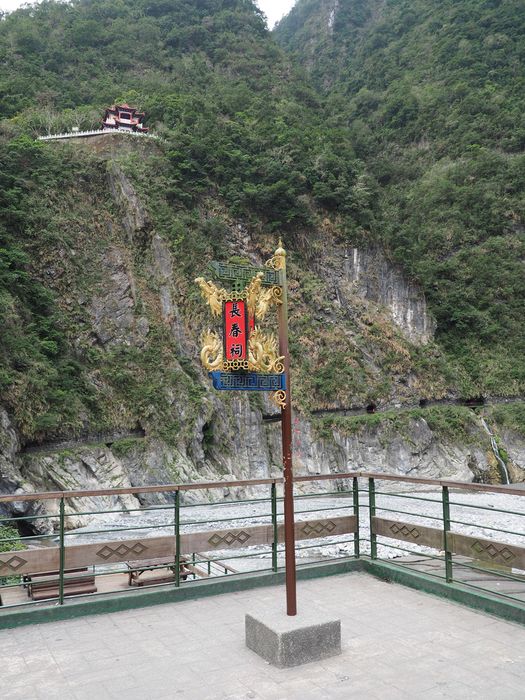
223, 300, 249, 362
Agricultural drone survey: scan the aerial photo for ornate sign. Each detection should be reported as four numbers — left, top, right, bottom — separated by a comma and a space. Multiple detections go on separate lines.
195, 274, 284, 375
197, 241, 298, 617
195, 243, 287, 406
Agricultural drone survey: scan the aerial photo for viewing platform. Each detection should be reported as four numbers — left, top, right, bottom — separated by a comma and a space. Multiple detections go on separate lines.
1, 472, 525, 697
2, 573, 525, 699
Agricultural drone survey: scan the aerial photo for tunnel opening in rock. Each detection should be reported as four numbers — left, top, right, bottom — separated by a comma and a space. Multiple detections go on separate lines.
462, 396, 485, 409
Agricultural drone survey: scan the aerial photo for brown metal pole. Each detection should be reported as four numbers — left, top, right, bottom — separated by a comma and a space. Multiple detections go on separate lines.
276, 241, 297, 616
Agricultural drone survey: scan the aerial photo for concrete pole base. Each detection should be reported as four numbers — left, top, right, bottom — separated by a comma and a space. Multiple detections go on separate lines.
245, 605, 341, 668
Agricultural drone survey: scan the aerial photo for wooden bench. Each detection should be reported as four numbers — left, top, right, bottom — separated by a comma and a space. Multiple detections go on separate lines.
26, 568, 97, 601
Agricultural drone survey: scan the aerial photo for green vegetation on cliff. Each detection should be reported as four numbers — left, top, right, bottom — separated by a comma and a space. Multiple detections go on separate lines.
0, 136, 104, 435
314, 405, 481, 445
487, 404, 525, 438
1, 0, 372, 230
276, 0, 525, 395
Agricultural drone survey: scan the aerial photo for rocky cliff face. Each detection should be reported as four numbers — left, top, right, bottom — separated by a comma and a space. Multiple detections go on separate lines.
0, 409, 23, 502
500, 429, 525, 483
2, 397, 518, 530
0, 409, 49, 529
343, 247, 435, 344
291, 414, 484, 483
315, 244, 435, 345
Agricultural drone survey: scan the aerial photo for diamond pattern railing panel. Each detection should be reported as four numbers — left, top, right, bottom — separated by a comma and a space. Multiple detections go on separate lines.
0, 516, 356, 577
373, 517, 444, 550
373, 517, 525, 571
451, 533, 525, 569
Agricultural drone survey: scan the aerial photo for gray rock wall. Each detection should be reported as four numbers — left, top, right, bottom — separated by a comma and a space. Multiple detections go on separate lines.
338, 247, 435, 345
3, 391, 525, 532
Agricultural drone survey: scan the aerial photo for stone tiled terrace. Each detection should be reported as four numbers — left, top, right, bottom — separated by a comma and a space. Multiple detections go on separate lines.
2, 572, 525, 699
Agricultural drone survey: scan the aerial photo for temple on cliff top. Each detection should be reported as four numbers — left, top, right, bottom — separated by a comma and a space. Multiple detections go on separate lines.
102, 104, 149, 133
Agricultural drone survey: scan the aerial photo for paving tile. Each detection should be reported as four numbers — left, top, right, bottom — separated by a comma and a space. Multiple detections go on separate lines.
75, 691, 113, 700
35, 682, 77, 699
241, 676, 285, 699
3, 686, 41, 700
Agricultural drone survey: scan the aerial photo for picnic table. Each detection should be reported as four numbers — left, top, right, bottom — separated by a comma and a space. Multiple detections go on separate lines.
126, 556, 191, 587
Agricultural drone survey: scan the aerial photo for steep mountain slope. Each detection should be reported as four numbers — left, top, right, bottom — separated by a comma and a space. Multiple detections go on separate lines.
0, 0, 523, 516
276, 0, 525, 397
0, 0, 439, 436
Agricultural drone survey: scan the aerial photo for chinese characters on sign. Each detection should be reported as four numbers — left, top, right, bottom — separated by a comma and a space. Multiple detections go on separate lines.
224, 300, 248, 361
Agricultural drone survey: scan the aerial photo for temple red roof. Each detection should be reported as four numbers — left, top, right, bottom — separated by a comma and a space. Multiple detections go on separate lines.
102, 104, 148, 133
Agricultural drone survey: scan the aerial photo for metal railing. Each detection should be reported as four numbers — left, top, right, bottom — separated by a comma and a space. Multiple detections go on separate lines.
361, 473, 525, 605
0, 472, 523, 612
37, 129, 159, 141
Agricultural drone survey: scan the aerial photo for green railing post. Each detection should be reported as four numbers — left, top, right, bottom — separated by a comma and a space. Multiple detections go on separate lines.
175, 490, 180, 588
442, 486, 453, 583
353, 476, 360, 559
58, 497, 65, 605
369, 477, 377, 560
271, 482, 278, 573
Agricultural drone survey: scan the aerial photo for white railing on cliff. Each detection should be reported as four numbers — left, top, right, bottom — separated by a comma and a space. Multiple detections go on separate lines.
38, 129, 159, 142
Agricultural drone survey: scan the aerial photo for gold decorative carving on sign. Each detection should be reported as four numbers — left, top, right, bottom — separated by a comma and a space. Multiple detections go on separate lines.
245, 272, 264, 318
195, 278, 224, 317
265, 238, 286, 271
200, 330, 223, 371
199, 325, 283, 374
223, 359, 249, 371
256, 285, 283, 321
272, 390, 287, 410
196, 273, 268, 319
249, 328, 284, 374
196, 261, 285, 374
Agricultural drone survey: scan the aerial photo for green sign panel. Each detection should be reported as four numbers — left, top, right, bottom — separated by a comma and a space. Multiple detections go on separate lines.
209, 261, 281, 287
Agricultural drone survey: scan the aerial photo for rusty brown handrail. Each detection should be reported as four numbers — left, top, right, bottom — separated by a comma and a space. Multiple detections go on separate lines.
0, 471, 522, 504
295, 472, 524, 496
0, 478, 283, 504
357, 472, 525, 496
